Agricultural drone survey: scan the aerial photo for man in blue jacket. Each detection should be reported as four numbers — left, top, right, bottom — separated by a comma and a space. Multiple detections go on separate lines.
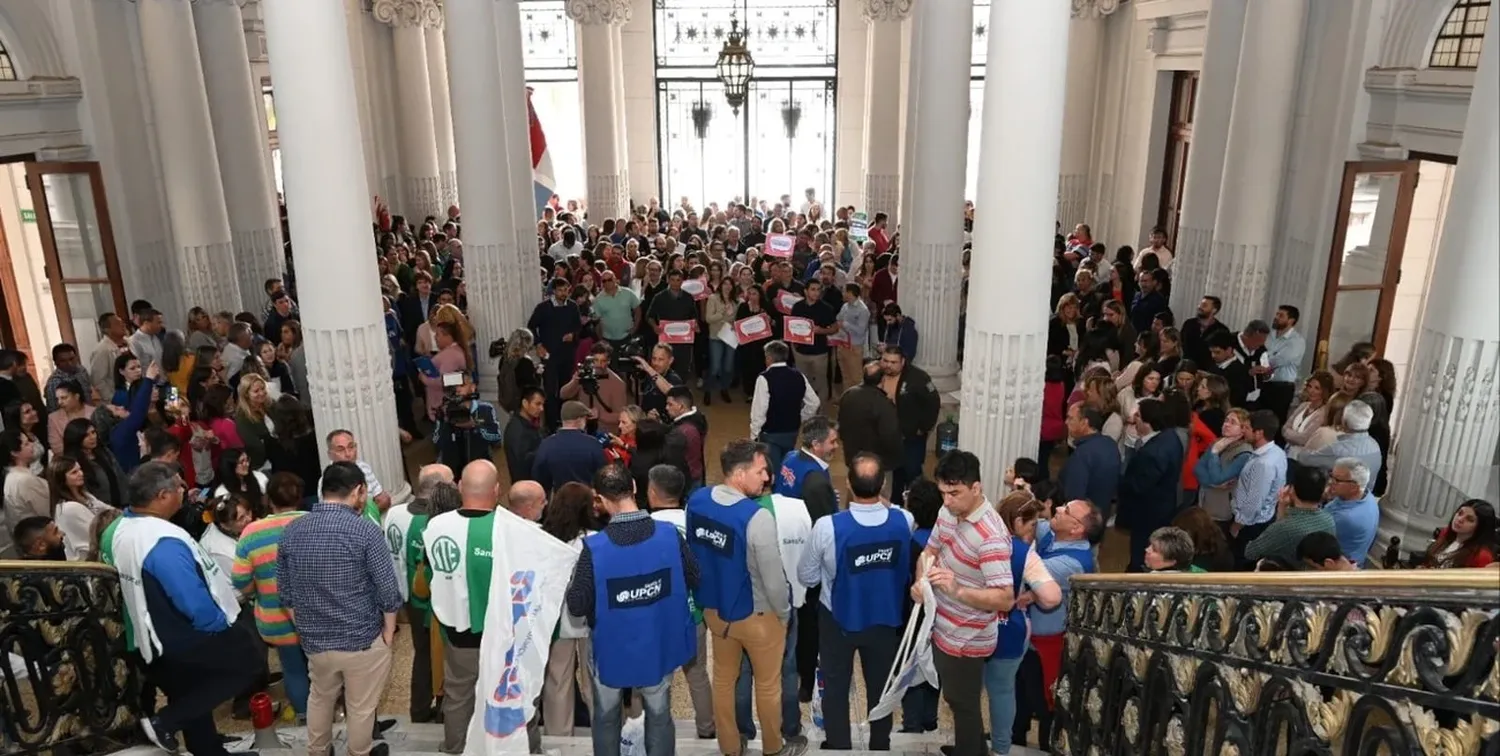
532, 401, 606, 494
1058, 404, 1120, 521
100, 462, 259, 756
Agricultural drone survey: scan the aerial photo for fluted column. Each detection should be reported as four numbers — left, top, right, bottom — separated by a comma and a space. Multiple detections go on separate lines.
1058, 0, 1119, 230
860, 0, 909, 218
960, 0, 1070, 478
1203, 0, 1307, 328
609, 24, 632, 211
262, 0, 410, 504
136, 0, 243, 313
1381, 19, 1500, 551
898, 0, 970, 392
497, 1, 542, 228
570, 0, 632, 219
194, 0, 285, 311
1168, 0, 1247, 319
446, 0, 534, 395
373, 0, 445, 220
425, 25, 459, 212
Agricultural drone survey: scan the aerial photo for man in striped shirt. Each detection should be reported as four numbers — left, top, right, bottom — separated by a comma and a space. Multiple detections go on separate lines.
233, 472, 308, 719
914, 451, 1014, 756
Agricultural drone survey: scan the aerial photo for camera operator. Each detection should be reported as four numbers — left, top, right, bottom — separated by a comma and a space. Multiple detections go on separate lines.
633, 343, 685, 422
432, 371, 502, 472
560, 342, 629, 435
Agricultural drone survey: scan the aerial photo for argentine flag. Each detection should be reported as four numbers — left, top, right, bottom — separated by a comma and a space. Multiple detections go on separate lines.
527, 87, 556, 217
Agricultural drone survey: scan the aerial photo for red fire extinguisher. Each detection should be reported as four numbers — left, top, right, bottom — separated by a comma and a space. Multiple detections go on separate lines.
249, 692, 281, 749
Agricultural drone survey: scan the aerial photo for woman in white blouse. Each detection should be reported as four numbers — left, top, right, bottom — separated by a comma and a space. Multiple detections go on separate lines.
1282, 371, 1336, 460
1117, 363, 1164, 457
199, 496, 254, 577
2, 429, 49, 531
3, 400, 48, 475
46, 455, 114, 561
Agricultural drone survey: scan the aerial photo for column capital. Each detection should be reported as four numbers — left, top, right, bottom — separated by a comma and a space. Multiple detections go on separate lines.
1071, 0, 1122, 20
564, 0, 630, 26
370, 0, 442, 29
861, 0, 912, 23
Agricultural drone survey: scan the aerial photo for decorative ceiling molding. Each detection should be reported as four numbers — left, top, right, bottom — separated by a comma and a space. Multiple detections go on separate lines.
1073, 0, 1124, 20
563, 0, 631, 26
370, 0, 443, 29
861, 0, 913, 24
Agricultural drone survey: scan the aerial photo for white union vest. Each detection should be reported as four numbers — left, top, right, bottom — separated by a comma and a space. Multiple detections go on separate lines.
111, 516, 242, 663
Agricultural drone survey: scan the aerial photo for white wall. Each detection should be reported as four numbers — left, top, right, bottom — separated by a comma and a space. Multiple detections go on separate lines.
0, 164, 65, 372
833, 0, 869, 210
621, 0, 656, 204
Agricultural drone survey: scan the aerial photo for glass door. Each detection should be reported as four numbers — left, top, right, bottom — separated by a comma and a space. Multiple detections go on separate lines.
1314, 160, 1419, 369
24, 162, 128, 349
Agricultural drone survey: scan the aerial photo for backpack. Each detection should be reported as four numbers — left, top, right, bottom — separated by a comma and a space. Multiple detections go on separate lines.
496, 356, 521, 413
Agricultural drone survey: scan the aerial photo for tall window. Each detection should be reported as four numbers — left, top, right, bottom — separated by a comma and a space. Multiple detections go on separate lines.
1429, 0, 1490, 68
520, 0, 583, 202
966, 1, 989, 201
0, 38, 16, 81
654, 0, 838, 209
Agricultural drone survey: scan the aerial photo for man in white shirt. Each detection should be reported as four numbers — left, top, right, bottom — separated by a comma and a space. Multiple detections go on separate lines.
750, 340, 822, 466
324, 429, 391, 521
1262, 305, 1308, 423
1139, 226, 1174, 270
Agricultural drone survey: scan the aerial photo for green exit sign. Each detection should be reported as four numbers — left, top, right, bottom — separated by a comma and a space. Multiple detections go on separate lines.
19, 209, 35, 223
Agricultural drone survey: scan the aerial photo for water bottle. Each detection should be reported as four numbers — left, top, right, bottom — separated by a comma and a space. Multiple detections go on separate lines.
936, 414, 959, 454
1381, 537, 1401, 569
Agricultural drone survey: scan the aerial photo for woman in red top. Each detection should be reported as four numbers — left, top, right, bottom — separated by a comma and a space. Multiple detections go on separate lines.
604, 406, 644, 466
1039, 357, 1068, 465
1423, 500, 1497, 568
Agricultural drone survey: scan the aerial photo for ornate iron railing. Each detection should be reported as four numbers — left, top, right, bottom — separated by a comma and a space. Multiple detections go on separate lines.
1054, 570, 1500, 756
0, 562, 145, 754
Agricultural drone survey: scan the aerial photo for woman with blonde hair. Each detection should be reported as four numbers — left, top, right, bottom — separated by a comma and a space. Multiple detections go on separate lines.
1282, 370, 1336, 459
1081, 372, 1125, 443
1304, 391, 1353, 453
235, 373, 274, 471
1193, 407, 1254, 526
419, 302, 475, 374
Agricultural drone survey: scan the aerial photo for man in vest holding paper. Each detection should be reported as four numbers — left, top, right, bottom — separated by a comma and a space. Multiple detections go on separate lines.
424, 460, 503, 753
101, 462, 257, 756
383, 464, 453, 723
795, 453, 913, 751
566, 463, 698, 755
688, 440, 805, 756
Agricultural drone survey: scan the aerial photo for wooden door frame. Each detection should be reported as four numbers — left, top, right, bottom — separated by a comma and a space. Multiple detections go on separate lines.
24, 161, 129, 347
1156, 71, 1197, 250
0, 200, 34, 370
1314, 159, 1420, 368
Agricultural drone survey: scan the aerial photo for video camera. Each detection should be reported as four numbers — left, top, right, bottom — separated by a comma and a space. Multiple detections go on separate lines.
439, 371, 473, 425
575, 359, 602, 396
487, 336, 508, 360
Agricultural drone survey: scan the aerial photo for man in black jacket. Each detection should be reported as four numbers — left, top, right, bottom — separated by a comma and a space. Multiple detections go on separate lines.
502, 388, 545, 483
1206, 332, 1254, 408
1179, 295, 1230, 368
836, 360, 903, 481
876, 345, 941, 507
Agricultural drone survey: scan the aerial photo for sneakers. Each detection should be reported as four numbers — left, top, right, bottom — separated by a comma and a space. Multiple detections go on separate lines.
768, 738, 808, 756
140, 716, 179, 752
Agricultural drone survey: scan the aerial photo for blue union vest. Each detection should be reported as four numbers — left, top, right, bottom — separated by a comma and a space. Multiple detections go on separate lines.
830, 510, 911, 632
994, 539, 1031, 660
774, 450, 824, 499
685, 487, 760, 621
587, 521, 695, 688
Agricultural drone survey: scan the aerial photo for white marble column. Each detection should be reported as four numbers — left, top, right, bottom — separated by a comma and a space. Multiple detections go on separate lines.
898, 0, 970, 392
261, 0, 410, 504
496, 0, 543, 229
609, 24, 633, 211
860, 0, 908, 218
425, 25, 459, 212
194, 0, 285, 312
136, 0, 243, 314
1058, 1, 1118, 231
1168, 0, 1247, 319
1381, 19, 1500, 551
446, 0, 535, 394
960, 0, 1070, 479
373, 0, 444, 221
570, 0, 632, 220
1202, 0, 1307, 328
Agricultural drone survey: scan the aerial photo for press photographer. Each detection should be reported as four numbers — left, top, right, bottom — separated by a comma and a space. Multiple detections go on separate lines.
432, 371, 502, 471
560, 342, 628, 434
634, 343, 685, 421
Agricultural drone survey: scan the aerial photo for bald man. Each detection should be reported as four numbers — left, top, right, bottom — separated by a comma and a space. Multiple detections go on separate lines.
505, 481, 546, 522
425, 460, 501, 752
383, 463, 454, 723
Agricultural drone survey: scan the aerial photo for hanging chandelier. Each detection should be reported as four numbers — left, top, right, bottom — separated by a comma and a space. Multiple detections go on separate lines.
715, 19, 754, 114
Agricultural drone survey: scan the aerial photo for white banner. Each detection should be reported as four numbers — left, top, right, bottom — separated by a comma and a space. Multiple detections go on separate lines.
467, 508, 581, 755
869, 582, 938, 721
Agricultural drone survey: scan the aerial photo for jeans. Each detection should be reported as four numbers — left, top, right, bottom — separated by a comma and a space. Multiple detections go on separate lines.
735, 607, 800, 739
758, 431, 799, 471
590, 665, 675, 756
275, 644, 310, 716
708, 340, 737, 393
984, 655, 1024, 754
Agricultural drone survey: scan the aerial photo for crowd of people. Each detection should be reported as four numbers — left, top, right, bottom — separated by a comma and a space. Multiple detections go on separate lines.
1, 190, 1495, 756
